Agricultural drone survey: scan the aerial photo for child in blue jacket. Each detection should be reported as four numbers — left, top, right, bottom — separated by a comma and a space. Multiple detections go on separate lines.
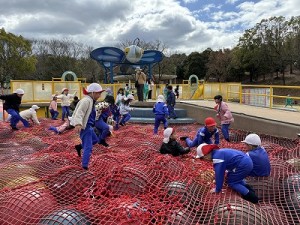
153, 95, 169, 134
242, 133, 271, 177
180, 117, 219, 148
196, 143, 259, 204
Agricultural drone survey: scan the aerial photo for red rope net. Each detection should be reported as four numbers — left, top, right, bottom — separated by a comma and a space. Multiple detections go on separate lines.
0, 119, 299, 224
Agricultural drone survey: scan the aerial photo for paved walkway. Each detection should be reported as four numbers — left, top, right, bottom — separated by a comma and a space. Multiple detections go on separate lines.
180, 100, 300, 126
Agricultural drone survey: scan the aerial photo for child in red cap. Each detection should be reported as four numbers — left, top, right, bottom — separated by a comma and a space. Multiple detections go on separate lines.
180, 117, 219, 148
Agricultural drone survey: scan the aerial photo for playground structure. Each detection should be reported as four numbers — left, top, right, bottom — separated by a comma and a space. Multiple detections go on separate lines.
90, 38, 164, 84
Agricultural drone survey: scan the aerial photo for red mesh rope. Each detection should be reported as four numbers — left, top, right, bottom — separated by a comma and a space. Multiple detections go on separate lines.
0, 120, 299, 224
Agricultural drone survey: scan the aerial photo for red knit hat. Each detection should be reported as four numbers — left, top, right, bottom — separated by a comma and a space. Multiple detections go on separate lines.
196, 144, 219, 158
205, 117, 217, 127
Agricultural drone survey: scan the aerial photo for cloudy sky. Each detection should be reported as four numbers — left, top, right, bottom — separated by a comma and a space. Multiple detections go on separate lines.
0, 0, 299, 54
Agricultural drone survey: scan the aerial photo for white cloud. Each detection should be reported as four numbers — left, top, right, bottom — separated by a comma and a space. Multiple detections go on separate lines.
0, 0, 299, 54
226, 0, 239, 4
182, 0, 198, 3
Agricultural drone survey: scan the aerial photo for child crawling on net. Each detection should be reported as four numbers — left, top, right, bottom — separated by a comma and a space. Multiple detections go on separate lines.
48, 117, 74, 134
160, 127, 190, 156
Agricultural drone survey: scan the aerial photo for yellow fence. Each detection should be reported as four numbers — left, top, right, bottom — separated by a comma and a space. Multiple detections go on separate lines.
9, 80, 300, 110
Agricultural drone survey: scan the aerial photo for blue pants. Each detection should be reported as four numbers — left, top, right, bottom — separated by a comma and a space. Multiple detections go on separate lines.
95, 118, 109, 142
221, 124, 230, 140
6, 109, 29, 128
154, 115, 168, 134
227, 156, 253, 196
120, 113, 131, 124
62, 106, 70, 120
50, 109, 59, 119
80, 126, 99, 168
186, 137, 212, 148
113, 113, 120, 129
167, 105, 177, 118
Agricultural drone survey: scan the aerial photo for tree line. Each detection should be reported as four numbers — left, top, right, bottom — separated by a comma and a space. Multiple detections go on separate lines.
0, 16, 299, 86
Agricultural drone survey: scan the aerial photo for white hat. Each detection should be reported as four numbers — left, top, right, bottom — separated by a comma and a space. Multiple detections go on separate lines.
157, 95, 165, 103
126, 94, 135, 100
14, 89, 25, 95
135, 66, 141, 71
61, 88, 69, 93
196, 143, 219, 158
163, 128, 174, 143
86, 83, 104, 93
31, 105, 40, 110
241, 133, 261, 146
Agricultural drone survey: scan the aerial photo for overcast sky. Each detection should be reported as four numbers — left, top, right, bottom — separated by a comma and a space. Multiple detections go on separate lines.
1, 0, 299, 54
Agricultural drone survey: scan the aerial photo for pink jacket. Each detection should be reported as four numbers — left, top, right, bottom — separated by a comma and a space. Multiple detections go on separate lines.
56, 120, 70, 133
49, 100, 58, 111
215, 101, 234, 125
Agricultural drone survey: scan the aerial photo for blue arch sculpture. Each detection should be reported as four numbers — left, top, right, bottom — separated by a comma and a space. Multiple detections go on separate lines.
90, 46, 164, 83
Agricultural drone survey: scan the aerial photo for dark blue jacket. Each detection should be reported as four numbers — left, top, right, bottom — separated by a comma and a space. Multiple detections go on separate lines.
166, 91, 176, 106
153, 102, 169, 116
110, 104, 120, 116
0, 93, 22, 112
186, 126, 219, 147
212, 149, 253, 193
247, 146, 271, 177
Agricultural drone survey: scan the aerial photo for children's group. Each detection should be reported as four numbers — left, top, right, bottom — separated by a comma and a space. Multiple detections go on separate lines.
0, 83, 271, 204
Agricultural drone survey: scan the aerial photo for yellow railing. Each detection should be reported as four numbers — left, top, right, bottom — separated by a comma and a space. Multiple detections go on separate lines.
9, 80, 300, 109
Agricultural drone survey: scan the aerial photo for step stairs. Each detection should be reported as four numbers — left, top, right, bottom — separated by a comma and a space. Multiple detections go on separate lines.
129, 108, 195, 124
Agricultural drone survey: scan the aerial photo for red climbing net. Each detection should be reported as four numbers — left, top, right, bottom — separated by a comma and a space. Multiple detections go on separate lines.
0, 119, 299, 224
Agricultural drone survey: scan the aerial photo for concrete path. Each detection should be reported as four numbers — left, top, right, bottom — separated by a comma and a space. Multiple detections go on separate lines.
180, 100, 300, 126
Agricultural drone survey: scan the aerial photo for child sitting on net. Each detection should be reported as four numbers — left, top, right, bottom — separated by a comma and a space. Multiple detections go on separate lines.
48, 117, 74, 134
160, 128, 190, 156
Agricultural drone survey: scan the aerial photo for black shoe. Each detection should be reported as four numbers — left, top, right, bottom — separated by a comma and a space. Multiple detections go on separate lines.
75, 144, 82, 157
184, 147, 190, 153
99, 140, 109, 147
83, 166, 88, 170
10, 125, 19, 130
180, 136, 188, 141
242, 190, 259, 204
119, 122, 125, 126
245, 184, 255, 193
225, 138, 230, 142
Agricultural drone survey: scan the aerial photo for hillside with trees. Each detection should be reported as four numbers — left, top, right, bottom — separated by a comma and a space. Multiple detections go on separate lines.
0, 16, 299, 86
